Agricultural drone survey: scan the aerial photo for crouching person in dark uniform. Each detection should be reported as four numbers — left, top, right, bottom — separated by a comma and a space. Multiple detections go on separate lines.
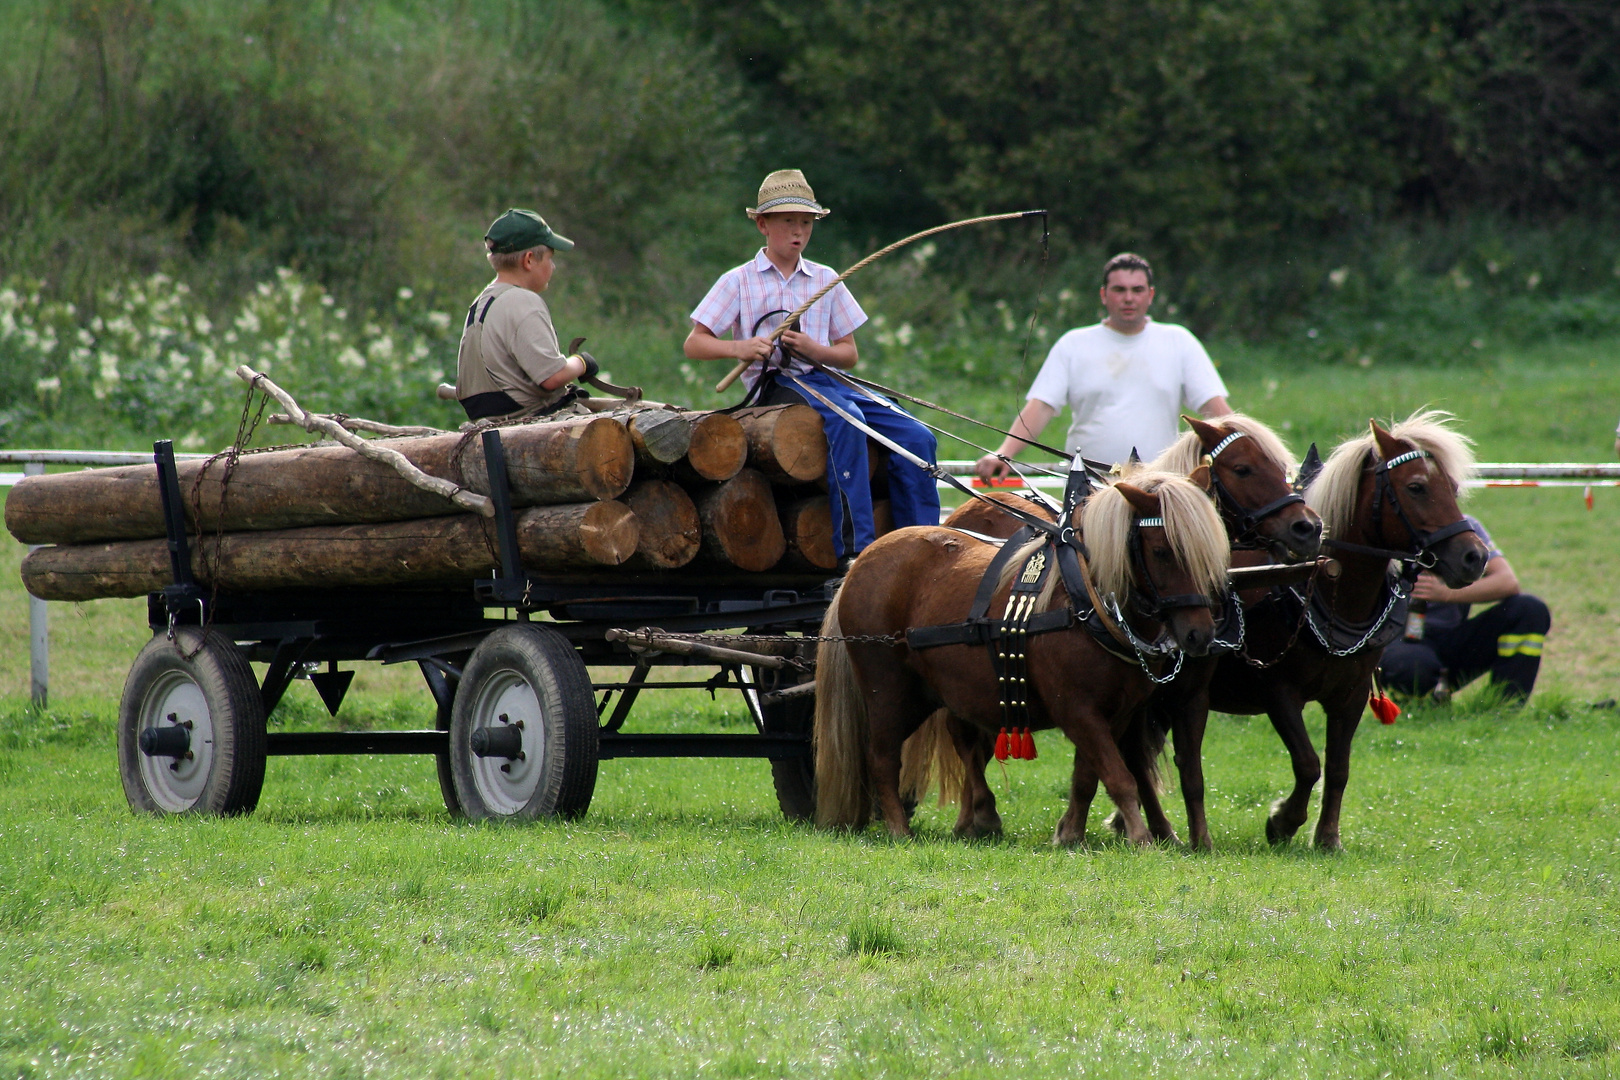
455, 208, 592, 422
1379, 514, 1551, 702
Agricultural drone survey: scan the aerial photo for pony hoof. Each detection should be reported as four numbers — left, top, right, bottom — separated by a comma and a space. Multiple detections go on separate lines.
1265, 816, 1297, 845
954, 817, 1003, 841
1313, 834, 1343, 853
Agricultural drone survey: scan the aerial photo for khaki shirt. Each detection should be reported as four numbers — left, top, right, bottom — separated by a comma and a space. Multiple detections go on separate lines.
464, 281, 569, 409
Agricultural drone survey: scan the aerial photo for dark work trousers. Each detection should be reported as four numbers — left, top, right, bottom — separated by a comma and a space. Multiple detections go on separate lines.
1378, 593, 1551, 700
776, 370, 941, 558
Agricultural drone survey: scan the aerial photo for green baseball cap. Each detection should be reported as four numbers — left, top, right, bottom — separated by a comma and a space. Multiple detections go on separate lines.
484, 208, 574, 254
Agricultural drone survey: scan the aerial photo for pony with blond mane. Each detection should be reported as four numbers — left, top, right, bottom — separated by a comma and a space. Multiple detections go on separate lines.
930, 413, 1322, 847
816, 470, 1229, 844
1206, 409, 1488, 849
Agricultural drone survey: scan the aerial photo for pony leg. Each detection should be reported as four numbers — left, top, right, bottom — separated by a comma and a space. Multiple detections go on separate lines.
860, 674, 937, 838
1264, 694, 1321, 845
1166, 677, 1214, 852
1052, 753, 1097, 847
945, 715, 1000, 839
1108, 709, 1180, 844
1312, 688, 1366, 851
1056, 712, 1152, 847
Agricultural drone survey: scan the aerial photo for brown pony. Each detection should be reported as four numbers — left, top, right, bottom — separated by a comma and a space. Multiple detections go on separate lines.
815, 471, 1230, 844
931, 414, 1323, 847
1207, 411, 1488, 849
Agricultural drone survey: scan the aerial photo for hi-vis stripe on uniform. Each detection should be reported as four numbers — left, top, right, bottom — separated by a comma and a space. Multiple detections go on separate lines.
1497, 633, 1545, 657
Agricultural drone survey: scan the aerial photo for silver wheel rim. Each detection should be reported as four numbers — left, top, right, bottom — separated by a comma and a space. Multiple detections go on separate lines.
468, 668, 547, 815
137, 671, 216, 812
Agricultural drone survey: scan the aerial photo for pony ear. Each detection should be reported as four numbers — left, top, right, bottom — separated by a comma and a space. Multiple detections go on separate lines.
1369, 419, 1405, 462
1115, 482, 1161, 517
1188, 462, 1213, 492
1183, 414, 1225, 448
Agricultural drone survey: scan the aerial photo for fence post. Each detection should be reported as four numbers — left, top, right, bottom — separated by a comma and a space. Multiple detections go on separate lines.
23, 462, 47, 708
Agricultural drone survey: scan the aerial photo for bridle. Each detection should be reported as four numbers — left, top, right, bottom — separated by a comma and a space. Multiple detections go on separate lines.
1322, 446, 1476, 571
1203, 429, 1308, 549
1125, 515, 1221, 619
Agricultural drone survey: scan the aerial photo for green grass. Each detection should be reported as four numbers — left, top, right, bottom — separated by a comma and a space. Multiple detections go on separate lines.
2, 344, 1619, 1077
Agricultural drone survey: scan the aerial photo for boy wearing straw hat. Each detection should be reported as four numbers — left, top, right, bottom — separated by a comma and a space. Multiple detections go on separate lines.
684, 169, 940, 562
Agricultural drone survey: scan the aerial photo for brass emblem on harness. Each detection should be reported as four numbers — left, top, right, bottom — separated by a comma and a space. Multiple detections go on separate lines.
1019, 550, 1047, 585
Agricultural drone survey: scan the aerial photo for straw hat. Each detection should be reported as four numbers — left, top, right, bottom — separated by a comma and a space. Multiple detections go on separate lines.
746, 169, 831, 219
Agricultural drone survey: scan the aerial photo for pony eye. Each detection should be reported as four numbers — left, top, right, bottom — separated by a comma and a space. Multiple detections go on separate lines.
1152, 545, 1172, 559
1406, 481, 1427, 495
1232, 464, 1253, 477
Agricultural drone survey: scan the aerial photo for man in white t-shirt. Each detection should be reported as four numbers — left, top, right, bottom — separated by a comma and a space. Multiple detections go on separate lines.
975, 252, 1232, 479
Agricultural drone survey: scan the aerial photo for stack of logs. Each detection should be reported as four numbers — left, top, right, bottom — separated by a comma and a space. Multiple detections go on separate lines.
8, 404, 898, 601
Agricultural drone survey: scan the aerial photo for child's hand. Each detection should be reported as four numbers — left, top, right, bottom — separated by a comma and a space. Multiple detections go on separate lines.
778, 328, 817, 363
736, 336, 775, 363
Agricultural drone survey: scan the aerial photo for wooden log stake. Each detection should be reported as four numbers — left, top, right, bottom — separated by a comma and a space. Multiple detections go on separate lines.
625, 409, 693, 467
693, 468, 785, 572
622, 479, 701, 570
5, 416, 633, 546
778, 495, 837, 572
20, 502, 640, 601
732, 405, 828, 484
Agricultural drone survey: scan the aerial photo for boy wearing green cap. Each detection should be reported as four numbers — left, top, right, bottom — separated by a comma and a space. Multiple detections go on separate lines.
454, 208, 593, 421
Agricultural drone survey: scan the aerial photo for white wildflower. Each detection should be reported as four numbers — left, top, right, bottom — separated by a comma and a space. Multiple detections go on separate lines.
427, 311, 450, 331
367, 335, 394, 360
35, 377, 60, 393
398, 287, 414, 300
235, 310, 261, 334
194, 315, 213, 335
337, 346, 366, 370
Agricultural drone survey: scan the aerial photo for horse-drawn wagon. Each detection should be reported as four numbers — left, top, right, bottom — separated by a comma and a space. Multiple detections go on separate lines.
111, 432, 838, 822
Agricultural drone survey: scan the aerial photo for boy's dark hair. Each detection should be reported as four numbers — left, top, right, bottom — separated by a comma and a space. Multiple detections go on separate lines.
1101, 252, 1153, 288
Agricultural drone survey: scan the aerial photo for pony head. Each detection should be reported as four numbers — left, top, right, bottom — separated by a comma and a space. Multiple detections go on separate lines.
1305, 409, 1488, 588
1158, 414, 1324, 562
1083, 469, 1230, 655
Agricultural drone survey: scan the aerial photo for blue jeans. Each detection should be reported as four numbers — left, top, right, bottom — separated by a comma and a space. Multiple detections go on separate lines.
783, 370, 941, 557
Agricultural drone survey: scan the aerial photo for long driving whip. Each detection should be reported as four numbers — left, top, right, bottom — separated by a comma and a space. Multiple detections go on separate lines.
713, 209, 1047, 393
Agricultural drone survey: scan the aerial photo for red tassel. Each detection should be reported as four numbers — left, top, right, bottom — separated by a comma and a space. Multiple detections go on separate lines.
1369, 692, 1401, 725
994, 728, 1011, 762
1022, 728, 1038, 760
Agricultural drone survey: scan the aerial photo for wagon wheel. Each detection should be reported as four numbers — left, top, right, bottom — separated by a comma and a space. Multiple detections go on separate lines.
749, 658, 816, 822
118, 628, 267, 816
449, 624, 599, 821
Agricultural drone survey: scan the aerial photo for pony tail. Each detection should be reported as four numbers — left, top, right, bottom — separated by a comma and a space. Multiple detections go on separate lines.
813, 597, 871, 829
900, 708, 963, 809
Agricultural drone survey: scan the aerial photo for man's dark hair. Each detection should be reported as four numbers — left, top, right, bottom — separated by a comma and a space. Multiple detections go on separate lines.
1101, 252, 1153, 288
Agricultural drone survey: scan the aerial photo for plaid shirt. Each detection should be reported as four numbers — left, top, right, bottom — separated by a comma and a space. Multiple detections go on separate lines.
690, 250, 866, 387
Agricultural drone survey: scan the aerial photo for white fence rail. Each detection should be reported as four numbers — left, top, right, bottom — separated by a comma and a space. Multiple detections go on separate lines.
931, 459, 1620, 491
3, 449, 1615, 708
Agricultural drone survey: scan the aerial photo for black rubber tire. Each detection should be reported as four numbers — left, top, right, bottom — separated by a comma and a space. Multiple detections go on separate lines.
117, 629, 267, 816
434, 691, 464, 818
449, 624, 598, 821
755, 664, 817, 821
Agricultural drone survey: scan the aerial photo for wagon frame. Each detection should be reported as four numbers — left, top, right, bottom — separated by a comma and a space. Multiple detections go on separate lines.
119, 434, 830, 821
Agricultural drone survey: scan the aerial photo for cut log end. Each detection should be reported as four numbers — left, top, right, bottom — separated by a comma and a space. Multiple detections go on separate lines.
735, 404, 828, 483
623, 480, 701, 570
779, 495, 837, 571
682, 412, 748, 482
695, 468, 785, 572
627, 409, 694, 466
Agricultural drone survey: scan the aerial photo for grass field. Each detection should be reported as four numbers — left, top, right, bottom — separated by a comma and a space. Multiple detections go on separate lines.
2, 349, 1619, 1077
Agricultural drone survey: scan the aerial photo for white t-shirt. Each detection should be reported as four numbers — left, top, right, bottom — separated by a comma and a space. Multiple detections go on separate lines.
1026, 318, 1227, 464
